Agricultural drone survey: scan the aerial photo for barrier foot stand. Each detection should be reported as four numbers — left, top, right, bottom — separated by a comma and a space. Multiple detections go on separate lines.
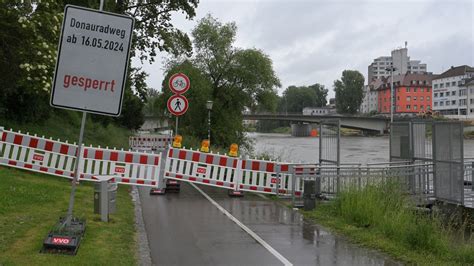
150, 187, 166, 195
41, 216, 86, 255
166, 180, 181, 193
228, 189, 244, 197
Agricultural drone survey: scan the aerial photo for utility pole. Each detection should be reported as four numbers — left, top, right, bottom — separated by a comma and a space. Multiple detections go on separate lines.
386, 66, 397, 123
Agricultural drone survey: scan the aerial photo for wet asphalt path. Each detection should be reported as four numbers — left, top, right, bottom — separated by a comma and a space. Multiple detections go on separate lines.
139, 183, 400, 266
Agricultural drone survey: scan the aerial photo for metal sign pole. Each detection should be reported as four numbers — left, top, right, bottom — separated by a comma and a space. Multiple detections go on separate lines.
64, 0, 103, 227
65, 112, 87, 226
175, 116, 178, 135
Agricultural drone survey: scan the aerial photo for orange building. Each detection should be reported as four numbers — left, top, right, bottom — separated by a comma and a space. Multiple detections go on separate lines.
377, 73, 434, 114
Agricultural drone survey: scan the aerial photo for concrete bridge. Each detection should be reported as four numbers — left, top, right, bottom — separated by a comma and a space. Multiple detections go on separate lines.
243, 113, 391, 135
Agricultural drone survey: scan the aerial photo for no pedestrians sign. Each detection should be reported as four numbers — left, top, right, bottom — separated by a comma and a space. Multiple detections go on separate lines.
50, 5, 134, 116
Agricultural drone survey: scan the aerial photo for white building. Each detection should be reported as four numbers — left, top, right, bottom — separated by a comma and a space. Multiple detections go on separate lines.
463, 77, 474, 118
432, 65, 474, 119
360, 81, 381, 113
368, 46, 427, 82
302, 106, 336, 115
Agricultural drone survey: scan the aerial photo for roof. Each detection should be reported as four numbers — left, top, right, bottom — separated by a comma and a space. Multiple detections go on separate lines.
374, 73, 435, 90
434, 65, 474, 80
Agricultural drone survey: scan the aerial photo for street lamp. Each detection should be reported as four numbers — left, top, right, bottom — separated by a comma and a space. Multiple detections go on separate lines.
385, 66, 397, 123
206, 100, 213, 143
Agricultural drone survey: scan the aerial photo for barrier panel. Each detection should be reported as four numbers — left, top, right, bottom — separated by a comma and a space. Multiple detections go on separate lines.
0, 128, 161, 188
163, 147, 295, 195
0, 129, 77, 179
80, 145, 161, 187
164, 147, 239, 190
129, 135, 172, 151
239, 158, 293, 195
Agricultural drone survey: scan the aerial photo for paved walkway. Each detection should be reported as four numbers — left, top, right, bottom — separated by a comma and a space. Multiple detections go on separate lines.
139, 182, 400, 266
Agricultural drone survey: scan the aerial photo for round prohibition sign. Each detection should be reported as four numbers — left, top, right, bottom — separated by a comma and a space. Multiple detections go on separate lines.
169, 73, 190, 94
167, 94, 189, 116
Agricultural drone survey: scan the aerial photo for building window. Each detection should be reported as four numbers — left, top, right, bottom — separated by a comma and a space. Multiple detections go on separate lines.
440, 102, 444, 106
446, 91, 450, 96
414, 88, 417, 92
427, 88, 430, 92
460, 89, 467, 96
414, 105, 418, 110
440, 83, 444, 88
406, 87, 410, 92
446, 101, 450, 106
421, 88, 424, 92
440, 92, 444, 97
452, 91, 456, 96
460, 99, 467, 106
427, 106, 431, 110
427, 96, 430, 101
420, 105, 424, 110
420, 96, 424, 101
458, 81, 463, 85
434, 84, 438, 89
471, 99, 474, 104
406, 105, 411, 110
414, 96, 417, 101
434, 102, 438, 106
406, 96, 411, 101
452, 81, 456, 86
452, 100, 456, 105
434, 93, 438, 97
445, 82, 450, 87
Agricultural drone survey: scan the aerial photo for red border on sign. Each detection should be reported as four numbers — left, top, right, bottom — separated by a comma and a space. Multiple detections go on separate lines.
169, 73, 190, 94
167, 94, 189, 116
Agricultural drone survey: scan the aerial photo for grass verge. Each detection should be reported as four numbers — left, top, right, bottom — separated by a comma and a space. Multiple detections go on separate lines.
0, 110, 131, 149
0, 166, 137, 265
0, 113, 136, 264
302, 182, 474, 265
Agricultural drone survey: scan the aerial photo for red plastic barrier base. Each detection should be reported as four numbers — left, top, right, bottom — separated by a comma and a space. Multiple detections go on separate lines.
149, 188, 166, 195
228, 190, 244, 197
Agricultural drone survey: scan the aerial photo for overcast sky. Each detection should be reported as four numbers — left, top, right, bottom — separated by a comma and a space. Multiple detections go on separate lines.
134, 0, 473, 98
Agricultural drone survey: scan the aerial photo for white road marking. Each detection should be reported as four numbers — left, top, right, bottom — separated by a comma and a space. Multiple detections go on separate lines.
189, 183, 293, 266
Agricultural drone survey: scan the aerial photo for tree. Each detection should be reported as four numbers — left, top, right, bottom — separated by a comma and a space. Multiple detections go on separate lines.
165, 15, 280, 146
334, 70, 365, 114
279, 83, 328, 113
0, 1, 199, 127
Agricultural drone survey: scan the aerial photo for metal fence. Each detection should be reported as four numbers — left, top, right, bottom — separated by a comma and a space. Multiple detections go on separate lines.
389, 121, 465, 206
433, 122, 464, 205
319, 119, 340, 193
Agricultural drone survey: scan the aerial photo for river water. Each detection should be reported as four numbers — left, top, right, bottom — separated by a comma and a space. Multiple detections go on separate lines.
248, 133, 474, 164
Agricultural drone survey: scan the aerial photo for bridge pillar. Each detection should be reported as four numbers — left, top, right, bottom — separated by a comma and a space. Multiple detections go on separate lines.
291, 123, 311, 137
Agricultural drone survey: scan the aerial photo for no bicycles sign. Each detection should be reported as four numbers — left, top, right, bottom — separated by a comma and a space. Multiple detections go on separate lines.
50, 5, 134, 116
168, 73, 190, 94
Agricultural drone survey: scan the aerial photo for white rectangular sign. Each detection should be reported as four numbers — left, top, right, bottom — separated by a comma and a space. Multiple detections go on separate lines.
51, 5, 134, 116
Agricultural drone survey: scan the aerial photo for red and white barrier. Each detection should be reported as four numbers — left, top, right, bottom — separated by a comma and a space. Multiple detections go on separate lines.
1, 127, 313, 196
164, 147, 239, 190
0, 128, 161, 187
0, 129, 77, 179
163, 147, 298, 196
80, 145, 161, 186
129, 135, 172, 151
238, 158, 295, 195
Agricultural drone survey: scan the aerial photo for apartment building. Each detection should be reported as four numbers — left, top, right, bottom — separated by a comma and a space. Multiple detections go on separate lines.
432, 65, 474, 118
376, 73, 434, 114
368, 46, 427, 82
